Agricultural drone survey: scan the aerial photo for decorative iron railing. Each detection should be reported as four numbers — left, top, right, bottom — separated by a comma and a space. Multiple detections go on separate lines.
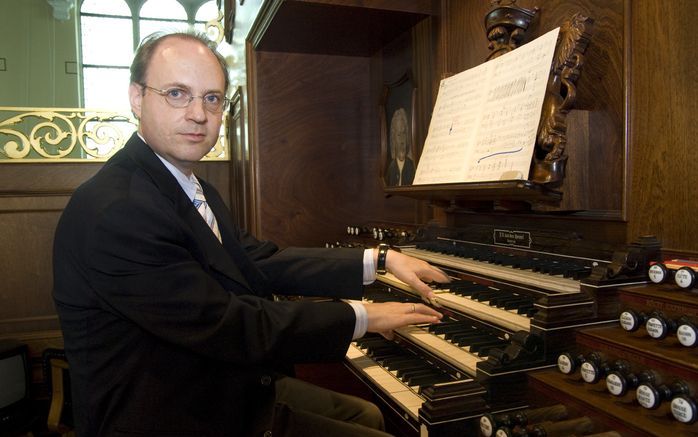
0, 107, 228, 163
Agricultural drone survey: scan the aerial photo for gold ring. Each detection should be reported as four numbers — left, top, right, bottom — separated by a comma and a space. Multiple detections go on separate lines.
411, 304, 416, 313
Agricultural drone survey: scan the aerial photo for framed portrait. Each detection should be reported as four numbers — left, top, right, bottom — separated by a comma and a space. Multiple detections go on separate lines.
380, 71, 416, 187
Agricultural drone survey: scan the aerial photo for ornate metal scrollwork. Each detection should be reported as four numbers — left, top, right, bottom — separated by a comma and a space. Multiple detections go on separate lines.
206, 10, 225, 45
0, 108, 228, 162
0, 109, 135, 161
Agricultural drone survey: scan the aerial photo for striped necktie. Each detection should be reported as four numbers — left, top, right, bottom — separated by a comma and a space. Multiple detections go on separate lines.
193, 180, 222, 243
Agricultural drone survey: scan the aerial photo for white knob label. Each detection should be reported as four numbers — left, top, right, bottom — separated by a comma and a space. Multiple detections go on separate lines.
636, 384, 657, 409
671, 397, 695, 423
678, 324, 697, 347
580, 361, 597, 383
619, 311, 637, 331
606, 373, 624, 396
648, 264, 665, 283
479, 416, 494, 437
646, 317, 664, 338
675, 269, 694, 288
557, 355, 573, 374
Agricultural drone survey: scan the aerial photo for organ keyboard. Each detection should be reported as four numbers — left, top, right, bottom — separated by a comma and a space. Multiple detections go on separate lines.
345, 334, 489, 435
343, 227, 659, 436
380, 273, 532, 332
404, 243, 586, 294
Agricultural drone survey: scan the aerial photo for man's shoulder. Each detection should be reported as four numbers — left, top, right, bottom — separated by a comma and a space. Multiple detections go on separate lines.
67, 151, 163, 224
74, 151, 137, 198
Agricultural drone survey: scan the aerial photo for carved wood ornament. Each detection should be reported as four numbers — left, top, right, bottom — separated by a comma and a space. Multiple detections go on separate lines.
485, 0, 539, 61
485, 0, 594, 186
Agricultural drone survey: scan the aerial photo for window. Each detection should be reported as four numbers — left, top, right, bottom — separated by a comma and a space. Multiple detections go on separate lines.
139, 0, 188, 43
79, 0, 221, 111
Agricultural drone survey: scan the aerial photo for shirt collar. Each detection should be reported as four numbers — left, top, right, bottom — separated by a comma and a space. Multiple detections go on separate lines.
139, 133, 198, 201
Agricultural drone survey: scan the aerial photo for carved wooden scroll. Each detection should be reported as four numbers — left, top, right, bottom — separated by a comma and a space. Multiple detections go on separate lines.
532, 14, 593, 184
485, 0, 594, 186
485, 0, 539, 61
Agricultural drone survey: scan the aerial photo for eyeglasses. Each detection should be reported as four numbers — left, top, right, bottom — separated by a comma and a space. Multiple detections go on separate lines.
140, 84, 229, 113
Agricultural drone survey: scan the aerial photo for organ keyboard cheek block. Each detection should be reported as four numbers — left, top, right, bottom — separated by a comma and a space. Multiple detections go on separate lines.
345, 231, 653, 435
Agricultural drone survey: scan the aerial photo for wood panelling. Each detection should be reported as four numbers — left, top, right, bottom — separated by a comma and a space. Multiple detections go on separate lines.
252, 50, 420, 247
627, 0, 698, 253
251, 0, 434, 56
0, 201, 64, 335
0, 163, 101, 193
228, 86, 254, 230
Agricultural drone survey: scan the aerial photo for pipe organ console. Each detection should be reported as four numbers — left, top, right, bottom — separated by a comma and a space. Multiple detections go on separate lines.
527, 281, 698, 436
338, 224, 660, 435
479, 404, 569, 436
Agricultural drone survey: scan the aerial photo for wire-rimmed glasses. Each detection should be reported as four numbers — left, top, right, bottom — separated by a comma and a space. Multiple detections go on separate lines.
140, 84, 229, 113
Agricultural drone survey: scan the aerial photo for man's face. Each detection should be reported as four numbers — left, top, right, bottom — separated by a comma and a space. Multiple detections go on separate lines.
129, 36, 225, 175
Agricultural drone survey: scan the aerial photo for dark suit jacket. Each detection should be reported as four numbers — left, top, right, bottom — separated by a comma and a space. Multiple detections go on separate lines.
52, 134, 364, 437
385, 157, 415, 186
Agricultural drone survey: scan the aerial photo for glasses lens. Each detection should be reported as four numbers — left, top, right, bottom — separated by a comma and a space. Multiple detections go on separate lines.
165, 88, 191, 108
203, 94, 226, 113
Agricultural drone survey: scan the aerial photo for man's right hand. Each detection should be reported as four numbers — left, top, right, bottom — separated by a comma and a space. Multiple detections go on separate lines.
363, 301, 442, 340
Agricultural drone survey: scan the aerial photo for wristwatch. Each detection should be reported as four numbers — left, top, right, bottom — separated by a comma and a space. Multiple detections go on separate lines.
376, 244, 389, 274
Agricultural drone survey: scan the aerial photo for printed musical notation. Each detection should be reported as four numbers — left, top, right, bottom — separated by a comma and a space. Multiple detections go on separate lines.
413, 27, 560, 185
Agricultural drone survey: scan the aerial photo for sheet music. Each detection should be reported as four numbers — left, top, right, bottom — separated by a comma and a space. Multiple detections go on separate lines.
413, 27, 560, 185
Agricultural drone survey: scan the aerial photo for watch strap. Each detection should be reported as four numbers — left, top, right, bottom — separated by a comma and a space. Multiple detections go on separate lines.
376, 244, 389, 274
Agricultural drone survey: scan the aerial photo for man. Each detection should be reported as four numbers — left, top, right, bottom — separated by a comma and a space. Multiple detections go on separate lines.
52, 31, 448, 436
385, 107, 415, 186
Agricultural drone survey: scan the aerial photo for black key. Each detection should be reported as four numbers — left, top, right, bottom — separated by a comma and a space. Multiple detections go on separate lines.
469, 338, 507, 353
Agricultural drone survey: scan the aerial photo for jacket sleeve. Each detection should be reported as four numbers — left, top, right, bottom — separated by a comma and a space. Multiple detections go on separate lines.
84, 194, 355, 367
205, 183, 367, 299
233, 227, 365, 298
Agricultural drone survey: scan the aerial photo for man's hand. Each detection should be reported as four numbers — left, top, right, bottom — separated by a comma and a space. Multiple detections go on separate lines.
377, 248, 451, 301
363, 301, 442, 340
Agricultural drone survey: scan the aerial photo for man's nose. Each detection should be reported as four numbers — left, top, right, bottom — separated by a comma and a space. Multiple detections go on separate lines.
185, 97, 208, 122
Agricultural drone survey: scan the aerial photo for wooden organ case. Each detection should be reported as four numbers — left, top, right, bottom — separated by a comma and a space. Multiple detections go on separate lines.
336, 2, 671, 436
240, 0, 697, 436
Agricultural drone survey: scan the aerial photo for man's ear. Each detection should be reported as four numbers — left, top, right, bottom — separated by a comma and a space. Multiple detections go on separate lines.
129, 83, 143, 119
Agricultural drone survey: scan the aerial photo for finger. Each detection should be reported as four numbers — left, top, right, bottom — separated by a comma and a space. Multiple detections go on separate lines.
402, 313, 442, 327
411, 280, 437, 300
427, 296, 442, 308
419, 266, 450, 283
431, 266, 451, 282
413, 303, 442, 318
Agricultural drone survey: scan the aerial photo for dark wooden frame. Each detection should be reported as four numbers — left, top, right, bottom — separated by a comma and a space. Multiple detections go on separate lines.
379, 71, 417, 187
222, 0, 235, 44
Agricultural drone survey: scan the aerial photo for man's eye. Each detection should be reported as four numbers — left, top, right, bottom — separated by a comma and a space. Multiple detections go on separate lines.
204, 94, 222, 104
167, 88, 186, 99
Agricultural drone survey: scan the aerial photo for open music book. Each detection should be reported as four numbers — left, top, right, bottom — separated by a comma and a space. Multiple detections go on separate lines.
413, 27, 560, 185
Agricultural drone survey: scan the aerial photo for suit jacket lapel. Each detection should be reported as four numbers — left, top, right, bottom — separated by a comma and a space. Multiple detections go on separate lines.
122, 134, 255, 293
202, 180, 268, 292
